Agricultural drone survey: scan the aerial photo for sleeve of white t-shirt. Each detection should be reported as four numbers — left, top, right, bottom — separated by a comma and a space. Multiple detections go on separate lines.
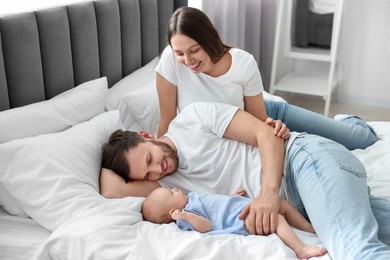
155, 45, 177, 86
242, 55, 263, 97
178, 102, 240, 138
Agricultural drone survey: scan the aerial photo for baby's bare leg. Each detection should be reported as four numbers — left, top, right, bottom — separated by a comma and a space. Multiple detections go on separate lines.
276, 215, 327, 259
279, 199, 315, 233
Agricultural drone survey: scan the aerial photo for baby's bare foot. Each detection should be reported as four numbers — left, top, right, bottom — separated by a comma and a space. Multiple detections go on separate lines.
297, 245, 327, 259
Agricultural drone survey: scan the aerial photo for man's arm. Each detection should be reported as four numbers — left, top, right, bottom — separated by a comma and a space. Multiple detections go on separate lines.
223, 109, 285, 235
100, 168, 161, 198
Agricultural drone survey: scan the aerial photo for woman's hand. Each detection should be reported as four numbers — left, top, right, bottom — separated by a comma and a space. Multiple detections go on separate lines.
265, 117, 290, 139
238, 191, 280, 235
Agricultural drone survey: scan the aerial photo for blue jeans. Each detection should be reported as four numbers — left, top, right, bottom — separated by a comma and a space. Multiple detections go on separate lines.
264, 100, 378, 150
285, 134, 390, 259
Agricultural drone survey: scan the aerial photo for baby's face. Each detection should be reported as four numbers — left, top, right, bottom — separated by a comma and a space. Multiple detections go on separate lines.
153, 187, 188, 210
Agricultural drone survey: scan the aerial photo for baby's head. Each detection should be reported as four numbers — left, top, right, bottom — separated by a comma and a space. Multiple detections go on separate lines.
142, 187, 188, 224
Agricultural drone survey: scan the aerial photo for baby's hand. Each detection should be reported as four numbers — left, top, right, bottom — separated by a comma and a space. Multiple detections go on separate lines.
169, 209, 187, 221
234, 188, 246, 197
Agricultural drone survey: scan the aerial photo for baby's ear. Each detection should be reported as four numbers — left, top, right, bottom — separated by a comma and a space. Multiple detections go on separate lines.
169, 209, 174, 216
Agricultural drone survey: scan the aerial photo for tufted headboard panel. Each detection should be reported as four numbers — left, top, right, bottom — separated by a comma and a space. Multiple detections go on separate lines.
0, 0, 186, 111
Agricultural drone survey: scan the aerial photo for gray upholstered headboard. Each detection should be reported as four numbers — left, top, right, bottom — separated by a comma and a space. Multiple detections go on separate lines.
0, 0, 186, 111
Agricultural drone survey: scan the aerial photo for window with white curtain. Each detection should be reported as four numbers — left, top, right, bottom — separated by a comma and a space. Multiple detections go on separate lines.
0, 0, 87, 16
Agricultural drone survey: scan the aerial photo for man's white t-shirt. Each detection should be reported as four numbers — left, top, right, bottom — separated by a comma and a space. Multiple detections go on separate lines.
155, 46, 264, 112
158, 102, 300, 199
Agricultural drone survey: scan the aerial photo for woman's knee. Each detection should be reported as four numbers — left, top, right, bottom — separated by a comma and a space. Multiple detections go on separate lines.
264, 100, 289, 120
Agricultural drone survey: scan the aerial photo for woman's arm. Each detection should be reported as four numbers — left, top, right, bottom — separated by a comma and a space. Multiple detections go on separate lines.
244, 93, 290, 139
170, 209, 212, 233
244, 93, 268, 121
223, 109, 285, 236
99, 168, 161, 198
156, 73, 178, 138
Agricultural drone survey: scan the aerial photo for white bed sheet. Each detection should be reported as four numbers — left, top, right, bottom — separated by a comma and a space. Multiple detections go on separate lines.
0, 207, 50, 260
24, 122, 389, 260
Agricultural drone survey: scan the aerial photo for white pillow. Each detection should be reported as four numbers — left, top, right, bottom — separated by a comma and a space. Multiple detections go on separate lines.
119, 79, 160, 134
0, 77, 108, 217
106, 57, 159, 111
0, 185, 28, 217
0, 110, 124, 231
0, 77, 108, 144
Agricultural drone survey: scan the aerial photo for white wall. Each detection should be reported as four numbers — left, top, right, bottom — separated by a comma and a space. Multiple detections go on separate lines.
337, 0, 390, 108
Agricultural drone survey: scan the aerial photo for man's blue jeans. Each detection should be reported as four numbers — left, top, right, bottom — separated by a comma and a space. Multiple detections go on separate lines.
264, 100, 378, 150
285, 134, 390, 259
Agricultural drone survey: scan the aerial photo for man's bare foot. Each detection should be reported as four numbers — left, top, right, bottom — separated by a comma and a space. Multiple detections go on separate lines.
297, 245, 327, 259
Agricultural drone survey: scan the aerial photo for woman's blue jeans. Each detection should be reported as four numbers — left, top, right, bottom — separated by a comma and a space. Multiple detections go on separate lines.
285, 134, 390, 259
264, 100, 378, 150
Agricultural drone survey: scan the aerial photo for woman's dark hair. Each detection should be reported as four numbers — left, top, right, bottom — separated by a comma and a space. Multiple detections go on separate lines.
101, 129, 145, 182
167, 6, 231, 63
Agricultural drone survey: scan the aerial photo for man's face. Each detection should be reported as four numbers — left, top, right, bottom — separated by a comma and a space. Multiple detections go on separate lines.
125, 140, 178, 181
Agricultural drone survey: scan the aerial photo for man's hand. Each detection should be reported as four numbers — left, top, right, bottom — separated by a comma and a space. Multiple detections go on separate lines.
238, 192, 280, 235
265, 118, 290, 139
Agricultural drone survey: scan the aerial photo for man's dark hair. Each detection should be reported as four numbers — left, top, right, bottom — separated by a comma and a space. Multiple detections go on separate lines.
101, 130, 145, 182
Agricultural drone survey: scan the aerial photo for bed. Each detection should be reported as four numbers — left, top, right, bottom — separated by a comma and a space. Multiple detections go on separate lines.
0, 0, 389, 259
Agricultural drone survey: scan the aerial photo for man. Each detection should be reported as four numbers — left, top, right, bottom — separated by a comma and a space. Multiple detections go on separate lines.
100, 102, 390, 259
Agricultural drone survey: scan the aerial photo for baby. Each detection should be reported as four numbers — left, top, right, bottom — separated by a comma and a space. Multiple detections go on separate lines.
142, 187, 327, 259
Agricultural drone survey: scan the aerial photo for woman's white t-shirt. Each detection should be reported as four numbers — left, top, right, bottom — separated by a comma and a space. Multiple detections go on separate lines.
155, 45, 264, 112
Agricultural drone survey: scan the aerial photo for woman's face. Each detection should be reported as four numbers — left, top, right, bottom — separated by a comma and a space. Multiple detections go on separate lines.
170, 34, 213, 74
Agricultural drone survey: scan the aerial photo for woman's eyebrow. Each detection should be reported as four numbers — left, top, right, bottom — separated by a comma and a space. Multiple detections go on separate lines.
173, 43, 200, 52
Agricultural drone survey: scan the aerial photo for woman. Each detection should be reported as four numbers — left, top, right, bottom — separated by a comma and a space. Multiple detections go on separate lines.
155, 6, 377, 150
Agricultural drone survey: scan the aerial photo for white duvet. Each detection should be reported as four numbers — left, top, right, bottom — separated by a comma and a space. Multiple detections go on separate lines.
31, 122, 390, 260
32, 198, 324, 260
